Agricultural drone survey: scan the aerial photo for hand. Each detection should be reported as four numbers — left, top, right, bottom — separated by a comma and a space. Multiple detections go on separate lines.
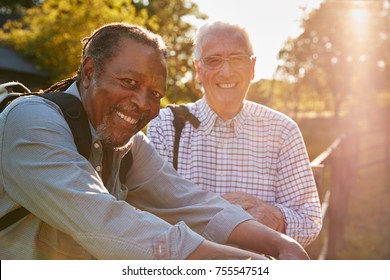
186, 240, 270, 260
227, 220, 309, 260
222, 192, 285, 232
276, 234, 310, 260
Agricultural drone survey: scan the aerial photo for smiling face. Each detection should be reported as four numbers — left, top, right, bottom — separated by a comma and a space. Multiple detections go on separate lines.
80, 38, 167, 149
194, 29, 256, 120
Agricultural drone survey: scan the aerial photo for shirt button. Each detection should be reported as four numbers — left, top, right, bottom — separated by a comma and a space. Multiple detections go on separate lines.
96, 166, 102, 172
93, 143, 100, 149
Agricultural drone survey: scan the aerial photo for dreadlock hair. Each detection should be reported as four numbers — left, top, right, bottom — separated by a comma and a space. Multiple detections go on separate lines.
44, 22, 168, 93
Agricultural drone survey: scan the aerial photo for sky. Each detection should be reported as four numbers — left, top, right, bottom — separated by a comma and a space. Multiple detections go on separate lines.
190, 0, 324, 81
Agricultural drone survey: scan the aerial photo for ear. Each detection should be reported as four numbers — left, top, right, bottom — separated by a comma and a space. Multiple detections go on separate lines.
250, 56, 257, 81
80, 57, 94, 89
193, 58, 202, 83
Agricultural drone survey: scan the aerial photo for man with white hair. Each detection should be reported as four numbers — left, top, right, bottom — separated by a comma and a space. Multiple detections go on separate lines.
148, 20, 322, 247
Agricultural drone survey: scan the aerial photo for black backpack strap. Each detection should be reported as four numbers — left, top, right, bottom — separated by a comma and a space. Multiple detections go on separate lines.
0, 91, 92, 231
42, 92, 92, 159
0, 93, 24, 112
167, 104, 200, 170
1, 90, 91, 158
0, 207, 30, 231
0, 82, 33, 112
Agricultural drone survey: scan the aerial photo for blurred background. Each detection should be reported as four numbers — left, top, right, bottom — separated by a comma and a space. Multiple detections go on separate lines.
0, 0, 389, 260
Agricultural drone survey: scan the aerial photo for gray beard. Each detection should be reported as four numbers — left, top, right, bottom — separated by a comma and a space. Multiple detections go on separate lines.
96, 120, 134, 151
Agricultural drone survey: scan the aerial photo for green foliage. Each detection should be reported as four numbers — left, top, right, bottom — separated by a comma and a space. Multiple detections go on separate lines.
139, 0, 207, 104
0, 0, 207, 104
247, 78, 330, 118
0, 0, 40, 14
277, 0, 390, 118
1, 0, 149, 81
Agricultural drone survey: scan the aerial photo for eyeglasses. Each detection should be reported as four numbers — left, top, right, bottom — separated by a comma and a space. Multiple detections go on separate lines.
200, 55, 254, 70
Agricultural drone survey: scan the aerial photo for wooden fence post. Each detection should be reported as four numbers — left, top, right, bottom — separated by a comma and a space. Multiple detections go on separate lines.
327, 142, 344, 259
326, 131, 358, 259
305, 164, 325, 259
386, 125, 390, 171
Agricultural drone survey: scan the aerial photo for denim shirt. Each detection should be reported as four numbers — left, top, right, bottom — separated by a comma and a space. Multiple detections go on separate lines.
0, 83, 252, 259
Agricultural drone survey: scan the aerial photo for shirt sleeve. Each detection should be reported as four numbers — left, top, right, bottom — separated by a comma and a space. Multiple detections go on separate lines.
146, 108, 175, 163
274, 121, 322, 246
125, 132, 254, 245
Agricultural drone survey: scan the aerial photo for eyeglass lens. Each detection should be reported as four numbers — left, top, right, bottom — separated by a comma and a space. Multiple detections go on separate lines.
202, 55, 252, 69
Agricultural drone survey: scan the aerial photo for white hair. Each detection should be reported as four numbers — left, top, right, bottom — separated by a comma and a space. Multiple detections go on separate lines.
192, 20, 254, 60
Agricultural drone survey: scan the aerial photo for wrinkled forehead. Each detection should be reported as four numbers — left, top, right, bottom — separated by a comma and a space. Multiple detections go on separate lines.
105, 39, 167, 85
201, 30, 251, 56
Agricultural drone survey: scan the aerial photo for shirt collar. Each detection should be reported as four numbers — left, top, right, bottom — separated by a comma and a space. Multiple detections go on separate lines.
65, 82, 81, 100
234, 101, 249, 136
196, 97, 248, 137
196, 98, 218, 135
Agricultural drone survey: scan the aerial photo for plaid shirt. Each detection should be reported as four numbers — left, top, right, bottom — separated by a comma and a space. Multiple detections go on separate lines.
148, 97, 322, 246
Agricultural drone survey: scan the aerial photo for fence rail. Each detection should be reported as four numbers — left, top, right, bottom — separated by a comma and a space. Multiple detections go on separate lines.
306, 124, 390, 259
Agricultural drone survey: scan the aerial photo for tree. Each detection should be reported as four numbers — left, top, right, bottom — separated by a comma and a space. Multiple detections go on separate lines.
0, 0, 40, 14
132, 0, 207, 104
0, 0, 207, 103
1, 0, 149, 81
277, 0, 390, 119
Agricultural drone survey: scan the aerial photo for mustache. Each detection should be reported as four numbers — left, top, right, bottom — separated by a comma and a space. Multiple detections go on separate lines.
111, 103, 150, 124
111, 103, 151, 138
